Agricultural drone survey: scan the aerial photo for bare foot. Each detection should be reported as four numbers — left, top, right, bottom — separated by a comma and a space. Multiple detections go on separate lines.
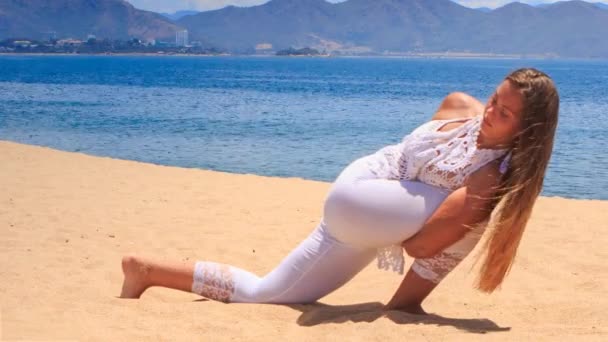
120, 255, 151, 298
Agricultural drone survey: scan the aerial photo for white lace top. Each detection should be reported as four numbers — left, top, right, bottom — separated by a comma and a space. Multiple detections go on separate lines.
370, 115, 509, 283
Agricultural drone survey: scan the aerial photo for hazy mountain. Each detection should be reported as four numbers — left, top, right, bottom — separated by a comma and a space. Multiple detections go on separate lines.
161, 10, 200, 21
0, 0, 179, 40
176, 0, 608, 57
329, 0, 480, 52
467, 1, 608, 57
178, 0, 480, 53
177, 0, 337, 53
475, 7, 493, 12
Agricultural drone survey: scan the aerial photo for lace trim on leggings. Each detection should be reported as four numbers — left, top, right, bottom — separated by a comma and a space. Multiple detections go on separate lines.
376, 245, 405, 274
192, 261, 235, 302
411, 251, 463, 284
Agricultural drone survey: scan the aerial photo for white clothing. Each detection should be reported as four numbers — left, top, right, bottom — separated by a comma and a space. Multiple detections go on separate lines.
191, 116, 509, 303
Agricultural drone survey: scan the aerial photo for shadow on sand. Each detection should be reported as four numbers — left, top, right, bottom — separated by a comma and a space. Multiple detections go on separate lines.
288, 302, 511, 334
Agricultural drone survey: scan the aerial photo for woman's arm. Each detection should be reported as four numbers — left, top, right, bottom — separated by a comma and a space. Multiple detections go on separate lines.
386, 231, 484, 313
402, 161, 501, 259
386, 164, 498, 313
385, 266, 439, 314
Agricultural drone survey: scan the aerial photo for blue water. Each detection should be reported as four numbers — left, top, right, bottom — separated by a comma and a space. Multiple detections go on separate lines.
0, 55, 607, 200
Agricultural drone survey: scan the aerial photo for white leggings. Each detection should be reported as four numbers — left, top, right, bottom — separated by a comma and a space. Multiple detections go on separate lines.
192, 156, 449, 304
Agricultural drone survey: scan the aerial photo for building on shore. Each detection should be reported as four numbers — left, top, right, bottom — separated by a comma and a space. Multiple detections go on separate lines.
176, 30, 188, 47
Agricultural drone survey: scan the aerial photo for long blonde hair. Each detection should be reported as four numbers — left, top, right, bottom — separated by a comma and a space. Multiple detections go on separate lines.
477, 68, 560, 293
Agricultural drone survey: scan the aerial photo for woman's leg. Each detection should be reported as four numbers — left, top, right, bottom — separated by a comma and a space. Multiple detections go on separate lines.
227, 222, 376, 303
120, 255, 195, 298
120, 221, 376, 303
120, 155, 448, 303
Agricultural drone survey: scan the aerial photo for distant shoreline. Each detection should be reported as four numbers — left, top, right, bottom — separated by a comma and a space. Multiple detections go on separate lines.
1, 52, 607, 61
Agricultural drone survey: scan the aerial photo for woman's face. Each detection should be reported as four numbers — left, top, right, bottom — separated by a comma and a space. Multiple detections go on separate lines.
481, 80, 524, 147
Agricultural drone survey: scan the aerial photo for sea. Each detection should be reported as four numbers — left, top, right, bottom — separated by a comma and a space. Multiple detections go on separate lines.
0, 55, 606, 200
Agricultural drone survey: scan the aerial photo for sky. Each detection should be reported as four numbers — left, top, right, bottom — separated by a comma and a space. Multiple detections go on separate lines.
126, 0, 608, 13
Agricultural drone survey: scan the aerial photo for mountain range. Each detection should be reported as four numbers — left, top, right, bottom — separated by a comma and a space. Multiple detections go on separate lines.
156, 1, 608, 17
1, 0, 607, 58
0, 0, 178, 40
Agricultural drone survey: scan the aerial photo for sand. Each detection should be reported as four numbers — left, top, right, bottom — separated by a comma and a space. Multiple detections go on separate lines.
1, 140, 606, 341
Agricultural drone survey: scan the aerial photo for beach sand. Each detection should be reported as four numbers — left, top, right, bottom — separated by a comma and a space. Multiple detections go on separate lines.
1, 140, 606, 341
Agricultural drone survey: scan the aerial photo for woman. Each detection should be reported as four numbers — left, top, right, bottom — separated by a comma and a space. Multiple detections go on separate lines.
119, 68, 559, 313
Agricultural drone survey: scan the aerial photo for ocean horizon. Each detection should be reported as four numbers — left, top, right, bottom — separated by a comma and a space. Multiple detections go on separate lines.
1, 55, 607, 200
